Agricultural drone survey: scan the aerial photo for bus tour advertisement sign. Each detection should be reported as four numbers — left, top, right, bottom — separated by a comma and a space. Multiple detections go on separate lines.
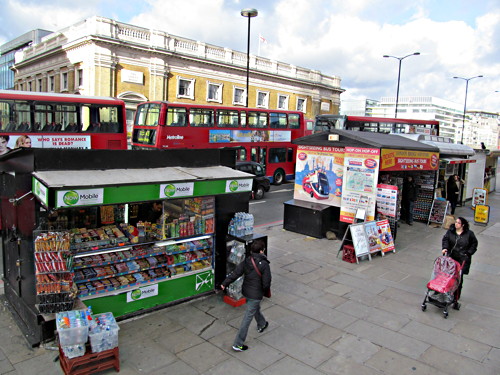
380, 149, 439, 171
340, 147, 380, 223
293, 145, 345, 207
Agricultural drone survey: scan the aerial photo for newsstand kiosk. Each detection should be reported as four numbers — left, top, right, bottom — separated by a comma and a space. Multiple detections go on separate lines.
0, 148, 253, 346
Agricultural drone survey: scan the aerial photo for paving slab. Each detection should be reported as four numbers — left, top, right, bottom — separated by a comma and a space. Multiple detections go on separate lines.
399, 320, 491, 361
208, 328, 285, 371
258, 326, 335, 368
152, 327, 205, 354
336, 300, 411, 331
120, 337, 178, 373
420, 346, 498, 375
261, 356, 327, 375
318, 353, 384, 375
331, 334, 380, 363
176, 341, 230, 374
450, 320, 500, 347
202, 358, 262, 375
148, 360, 198, 375
345, 319, 430, 359
306, 324, 344, 347
365, 348, 447, 375
287, 298, 358, 330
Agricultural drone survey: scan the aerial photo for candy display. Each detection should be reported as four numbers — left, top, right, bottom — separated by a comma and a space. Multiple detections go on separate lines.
34, 231, 76, 314
35, 197, 216, 304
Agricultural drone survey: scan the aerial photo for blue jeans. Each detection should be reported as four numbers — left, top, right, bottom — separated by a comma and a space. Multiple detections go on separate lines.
234, 298, 266, 347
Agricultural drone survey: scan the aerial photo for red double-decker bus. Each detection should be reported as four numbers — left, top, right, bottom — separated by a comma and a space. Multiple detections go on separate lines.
0, 90, 128, 150
314, 115, 440, 136
131, 101, 313, 184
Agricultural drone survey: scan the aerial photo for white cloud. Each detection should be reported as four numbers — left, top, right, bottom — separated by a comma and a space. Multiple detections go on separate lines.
1, 0, 499, 113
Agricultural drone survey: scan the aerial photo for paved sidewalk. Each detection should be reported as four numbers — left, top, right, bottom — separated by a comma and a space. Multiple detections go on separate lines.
1, 194, 499, 374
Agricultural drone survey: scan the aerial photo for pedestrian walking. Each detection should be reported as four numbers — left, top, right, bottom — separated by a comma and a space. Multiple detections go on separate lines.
402, 175, 418, 225
441, 216, 478, 308
446, 174, 462, 215
221, 240, 271, 352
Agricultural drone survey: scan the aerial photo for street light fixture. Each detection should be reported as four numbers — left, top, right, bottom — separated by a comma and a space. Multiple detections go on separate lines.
241, 8, 258, 108
383, 52, 420, 118
453, 75, 483, 144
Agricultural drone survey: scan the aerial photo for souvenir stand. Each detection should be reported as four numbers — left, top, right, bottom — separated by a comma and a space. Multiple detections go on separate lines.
0, 148, 253, 346
287, 129, 440, 241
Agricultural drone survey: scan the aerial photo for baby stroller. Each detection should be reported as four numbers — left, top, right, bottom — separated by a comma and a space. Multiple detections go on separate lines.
421, 255, 462, 318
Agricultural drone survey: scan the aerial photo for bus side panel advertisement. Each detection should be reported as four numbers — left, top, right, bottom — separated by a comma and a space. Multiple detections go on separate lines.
208, 130, 291, 143
293, 145, 345, 207
9, 135, 91, 149
340, 147, 380, 223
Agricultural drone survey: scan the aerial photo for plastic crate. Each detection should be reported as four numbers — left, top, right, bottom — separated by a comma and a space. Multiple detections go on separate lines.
223, 295, 246, 307
59, 345, 119, 375
342, 244, 357, 264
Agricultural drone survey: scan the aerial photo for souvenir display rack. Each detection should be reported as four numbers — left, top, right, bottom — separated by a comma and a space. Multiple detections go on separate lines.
413, 172, 436, 222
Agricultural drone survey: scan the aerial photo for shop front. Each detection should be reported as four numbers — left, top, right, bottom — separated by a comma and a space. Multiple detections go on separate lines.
285, 130, 439, 239
0, 148, 252, 346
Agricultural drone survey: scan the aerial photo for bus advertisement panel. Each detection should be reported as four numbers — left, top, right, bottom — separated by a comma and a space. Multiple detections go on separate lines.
132, 102, 310, 184
0, 90, 128, 150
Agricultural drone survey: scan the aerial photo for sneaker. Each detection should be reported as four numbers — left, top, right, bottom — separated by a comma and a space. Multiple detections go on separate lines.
232, 344, 248, 352
257, 321, 269, 333
452, 302, 461, 310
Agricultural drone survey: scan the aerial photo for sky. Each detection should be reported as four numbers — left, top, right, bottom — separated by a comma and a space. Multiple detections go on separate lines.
1, 0, 499, 113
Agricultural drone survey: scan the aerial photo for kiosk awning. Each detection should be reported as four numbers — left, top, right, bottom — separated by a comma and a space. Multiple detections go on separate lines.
441, 158, 476, 165
32, 166, 253, 208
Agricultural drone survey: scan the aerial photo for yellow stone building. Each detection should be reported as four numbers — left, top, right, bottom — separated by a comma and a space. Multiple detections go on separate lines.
12, 16, 344, 132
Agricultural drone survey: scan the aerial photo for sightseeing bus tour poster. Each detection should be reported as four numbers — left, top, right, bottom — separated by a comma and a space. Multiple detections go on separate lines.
340, 147, 380, 223
293, 145, 345, 206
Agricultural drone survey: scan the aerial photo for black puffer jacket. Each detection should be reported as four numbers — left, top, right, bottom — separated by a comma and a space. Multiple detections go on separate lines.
222, 253, 271, 300
442, 224, 478, 274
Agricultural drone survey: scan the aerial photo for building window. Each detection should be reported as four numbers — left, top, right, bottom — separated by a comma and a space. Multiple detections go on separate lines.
233, 87, 246, 105
297, 98, 306, 112
38, 78, 43, 92
28, 81, 32, 91
207, 82, 222, 103
177, 77, 195, 99
256, 91, 269, 108
61, 72, 68, 91
77, 69, 83, 88
278, 95, 289, 110
49, 76, 55, 92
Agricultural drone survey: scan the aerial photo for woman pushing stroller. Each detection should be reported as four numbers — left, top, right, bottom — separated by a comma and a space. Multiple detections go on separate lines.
441, 216, 478, 309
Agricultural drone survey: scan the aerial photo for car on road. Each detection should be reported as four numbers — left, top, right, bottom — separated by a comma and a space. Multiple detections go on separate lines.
235, 161, 271, 200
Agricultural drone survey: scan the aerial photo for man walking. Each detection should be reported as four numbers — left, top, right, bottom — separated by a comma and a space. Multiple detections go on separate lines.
402, 175, 418, 225
221, 240, 271, 352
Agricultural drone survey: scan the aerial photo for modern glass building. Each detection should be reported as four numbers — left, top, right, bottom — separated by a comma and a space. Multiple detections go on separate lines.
0, 29, 52, 89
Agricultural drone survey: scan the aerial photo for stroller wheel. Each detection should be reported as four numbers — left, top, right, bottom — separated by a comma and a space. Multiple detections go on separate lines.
443, 311, 448, 319
421, 304, 427, 312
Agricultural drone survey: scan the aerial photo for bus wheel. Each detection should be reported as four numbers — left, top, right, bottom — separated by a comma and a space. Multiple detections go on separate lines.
273, 170, 285, 185
254, 186, 265, 200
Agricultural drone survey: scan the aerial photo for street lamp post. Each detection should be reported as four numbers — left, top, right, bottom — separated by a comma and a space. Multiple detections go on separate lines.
453, 75, 483, 144
241, 8, 258, 108
383, 52, 420, 118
